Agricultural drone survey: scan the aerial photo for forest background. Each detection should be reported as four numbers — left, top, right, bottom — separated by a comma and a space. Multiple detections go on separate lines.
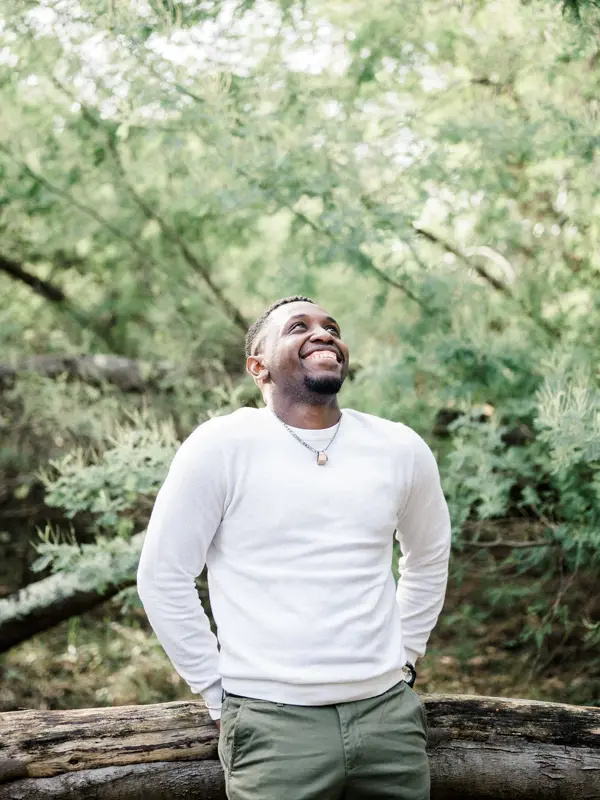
1, 0, 599, 714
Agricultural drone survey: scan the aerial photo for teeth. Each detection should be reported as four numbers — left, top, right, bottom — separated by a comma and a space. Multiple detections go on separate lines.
306, 351, 337, 361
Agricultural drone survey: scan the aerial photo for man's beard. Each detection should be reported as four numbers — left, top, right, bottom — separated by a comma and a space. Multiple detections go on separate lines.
303, 373, 344, 396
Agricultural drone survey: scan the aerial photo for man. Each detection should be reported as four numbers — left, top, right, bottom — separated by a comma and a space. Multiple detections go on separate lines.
137, 296, 451, 800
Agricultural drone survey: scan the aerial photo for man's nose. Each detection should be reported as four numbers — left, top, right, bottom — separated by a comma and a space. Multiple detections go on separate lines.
311, 326, 334, 341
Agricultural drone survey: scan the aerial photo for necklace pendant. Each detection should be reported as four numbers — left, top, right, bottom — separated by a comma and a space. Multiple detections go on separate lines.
317, 451, 328, 466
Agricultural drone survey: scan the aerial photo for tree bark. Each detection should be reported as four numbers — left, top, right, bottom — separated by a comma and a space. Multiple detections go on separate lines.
411, 224, 559, 338
0, 533, 143, 653
0, 762, 225, 800
0, 573, 134, 652
0, 696, 598, 799
0, 255, 68, 304
0, 354, 172, 392
0, 253, 119, 351
0, 350, 246, 392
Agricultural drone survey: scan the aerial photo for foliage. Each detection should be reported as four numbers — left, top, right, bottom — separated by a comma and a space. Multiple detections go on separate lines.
537, 363, 600, 467
41, 413, 179, 533
1, 0, 599, 700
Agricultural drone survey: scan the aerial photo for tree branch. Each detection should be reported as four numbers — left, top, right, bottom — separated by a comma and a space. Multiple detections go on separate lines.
0, 253, 120, 351
292, 204, 429, 309
412, 224, 560, 338
162, 84, 429, 313
413, 224, 512, 294
461, 538, 557, 549
0, 533, 144, 653
235, 166, 430, 311
0, 254, 67, 304
0, 146, 157, 267
105, 136, 248, 333
49, 78, 248, 333
0, 354, 173, 392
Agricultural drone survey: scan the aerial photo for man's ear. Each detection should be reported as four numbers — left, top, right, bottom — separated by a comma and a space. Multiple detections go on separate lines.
246, 354, 269, 383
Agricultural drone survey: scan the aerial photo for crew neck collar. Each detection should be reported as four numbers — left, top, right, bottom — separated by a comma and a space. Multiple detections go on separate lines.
265, 407, 342, 437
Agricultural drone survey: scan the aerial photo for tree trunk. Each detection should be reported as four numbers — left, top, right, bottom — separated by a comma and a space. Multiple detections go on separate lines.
0, 573, 134, 652
0, 533, 143, 652
0, 762, 225, 800
0, 696, 598, 799
0, 354, 170, 392
0, 350, 246, 392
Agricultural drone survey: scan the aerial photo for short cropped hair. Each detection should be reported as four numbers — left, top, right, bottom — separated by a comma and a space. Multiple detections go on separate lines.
245, 296, 315, 358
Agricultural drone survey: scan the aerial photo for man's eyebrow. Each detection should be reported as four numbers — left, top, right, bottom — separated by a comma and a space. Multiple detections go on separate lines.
284, 313, 341, 329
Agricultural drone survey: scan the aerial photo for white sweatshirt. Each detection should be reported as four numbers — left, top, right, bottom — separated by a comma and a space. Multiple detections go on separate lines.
137, 406, 451, 721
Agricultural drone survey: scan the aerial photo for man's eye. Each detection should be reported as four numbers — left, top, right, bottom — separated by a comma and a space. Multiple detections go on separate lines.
291, 322, 306, 331
327, 326, 340, 335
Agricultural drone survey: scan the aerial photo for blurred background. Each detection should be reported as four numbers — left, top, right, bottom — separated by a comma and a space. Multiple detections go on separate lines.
1, 0, 599, 713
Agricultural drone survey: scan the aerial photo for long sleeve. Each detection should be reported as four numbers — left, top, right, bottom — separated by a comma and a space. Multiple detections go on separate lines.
395, 432, 451, 666
137, 421, 228, 720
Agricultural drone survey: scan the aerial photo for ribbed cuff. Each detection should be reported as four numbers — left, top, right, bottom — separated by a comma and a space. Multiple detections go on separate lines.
195, 680, 222, 721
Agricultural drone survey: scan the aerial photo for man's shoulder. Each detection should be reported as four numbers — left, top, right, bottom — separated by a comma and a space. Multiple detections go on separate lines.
344, 410, 440, 486
193, 406, 265, 434
182, 407, 266, 449
343, 409, 434, 463
342, 408, 420, 441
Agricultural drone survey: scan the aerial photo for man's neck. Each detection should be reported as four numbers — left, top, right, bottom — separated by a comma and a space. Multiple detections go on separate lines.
267, 396, 341, 430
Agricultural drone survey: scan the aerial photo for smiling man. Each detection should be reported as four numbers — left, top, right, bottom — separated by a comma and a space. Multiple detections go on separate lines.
137, 296, 451, 800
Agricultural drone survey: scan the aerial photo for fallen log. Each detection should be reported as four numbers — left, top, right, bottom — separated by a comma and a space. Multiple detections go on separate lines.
0, 534, 143, 653
0, 695, 598, 799
0, 572, 134, 653
0, 350, 246, 393
1, 762, 225, 800
0, 355, 173, 393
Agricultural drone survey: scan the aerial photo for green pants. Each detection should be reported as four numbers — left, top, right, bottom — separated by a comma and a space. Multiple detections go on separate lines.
217, 679, 429, 799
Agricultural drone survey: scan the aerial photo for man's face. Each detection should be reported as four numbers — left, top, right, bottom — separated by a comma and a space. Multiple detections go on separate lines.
248, 301, 350, 399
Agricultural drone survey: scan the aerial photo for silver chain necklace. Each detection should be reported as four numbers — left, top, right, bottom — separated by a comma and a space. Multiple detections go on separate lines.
271, 410, 342, 465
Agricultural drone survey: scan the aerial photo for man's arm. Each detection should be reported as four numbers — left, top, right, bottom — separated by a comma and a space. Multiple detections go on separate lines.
395, 431, 451, 668
137, 421, 227, 721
